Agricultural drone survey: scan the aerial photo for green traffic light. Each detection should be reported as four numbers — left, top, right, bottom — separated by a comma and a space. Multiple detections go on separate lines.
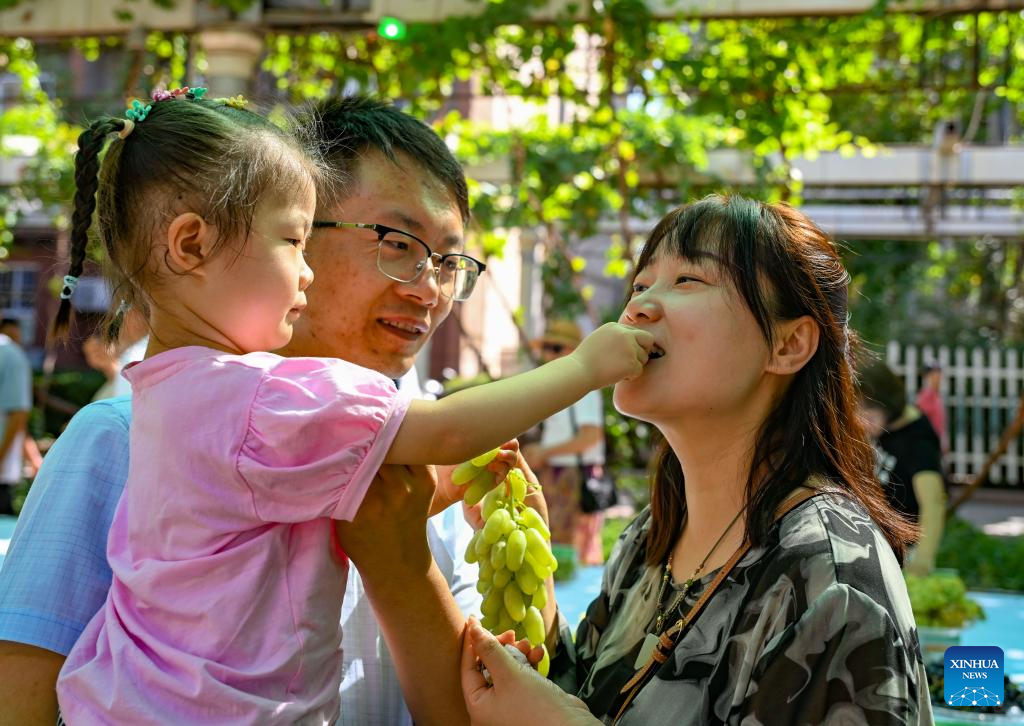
378, 16, 407, 40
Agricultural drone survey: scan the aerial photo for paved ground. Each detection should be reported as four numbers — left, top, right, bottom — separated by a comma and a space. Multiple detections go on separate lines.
950, 486, 1024, 537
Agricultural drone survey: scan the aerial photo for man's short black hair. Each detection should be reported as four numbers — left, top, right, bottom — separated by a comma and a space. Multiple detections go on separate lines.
305, 95, 470, 224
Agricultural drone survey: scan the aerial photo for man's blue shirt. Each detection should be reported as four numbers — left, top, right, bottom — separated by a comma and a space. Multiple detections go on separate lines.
0, 397, 131, 654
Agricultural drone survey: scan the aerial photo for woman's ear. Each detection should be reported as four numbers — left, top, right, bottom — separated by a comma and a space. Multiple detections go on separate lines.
767, 315, 820, 376
164, 212, 213, 276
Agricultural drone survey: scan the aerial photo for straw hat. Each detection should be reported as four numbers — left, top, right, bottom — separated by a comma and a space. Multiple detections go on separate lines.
531, 319, 583, 349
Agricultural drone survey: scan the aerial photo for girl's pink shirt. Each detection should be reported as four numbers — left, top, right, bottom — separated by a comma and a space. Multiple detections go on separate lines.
57, 346, 411, 724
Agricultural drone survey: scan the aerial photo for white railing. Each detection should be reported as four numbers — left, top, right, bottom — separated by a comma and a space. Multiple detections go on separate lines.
885, 342, 1024, 486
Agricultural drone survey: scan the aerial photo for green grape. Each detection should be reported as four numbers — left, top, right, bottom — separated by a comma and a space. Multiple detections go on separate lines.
480, 612, 498, 631
493, 567, 513, 588
506, 468, 528, 502
524, 551, 551, 581
524, 529, 558, 572
525, 527, 549, 559
484, 509, 511, 544
496, 610, 516, 635
515, 566, 540, 595
465, 531, 480, 564
500, 515, 516, 536
520, 507, 551, 541
464, 470, 496, 506
490, 540, 508, 570
524, 540, 556, 578
478, 558, 494, 583
481, 486, 502, 520
523, 606, 545, 645
531, 583, 547, 610
452, 460, 481, 486
537, 644, 550, 677
505, 529, 527, 571
503, 586, 526, 622
481, 587, 503, 617
514, 624, 526, 641
471, 447, 501, 467
476, 579, 489, 595
475, 532, 492, 560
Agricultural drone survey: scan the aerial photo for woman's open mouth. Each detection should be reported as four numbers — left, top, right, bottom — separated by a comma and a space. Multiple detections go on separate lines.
648, 344, 665, 361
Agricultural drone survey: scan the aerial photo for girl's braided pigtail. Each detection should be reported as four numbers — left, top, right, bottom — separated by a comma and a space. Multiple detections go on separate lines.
50, 117, 130, 343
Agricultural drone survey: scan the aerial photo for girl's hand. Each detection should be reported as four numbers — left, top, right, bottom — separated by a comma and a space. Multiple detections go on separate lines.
570, 322, 654, 389
461, 618, 597, 726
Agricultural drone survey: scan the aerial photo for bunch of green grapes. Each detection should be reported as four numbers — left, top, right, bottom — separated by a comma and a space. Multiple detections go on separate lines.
452, 449, 556, 677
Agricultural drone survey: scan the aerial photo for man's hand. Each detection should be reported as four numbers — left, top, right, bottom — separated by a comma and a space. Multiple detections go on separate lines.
335, 465, 471, 725
462, 440, 549, 531
432, 439, 521, 517
334, 464, 436, 573
461, 619, 597, 726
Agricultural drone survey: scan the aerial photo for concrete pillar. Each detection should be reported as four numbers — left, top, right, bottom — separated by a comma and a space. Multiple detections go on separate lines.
197, 28, 264, 98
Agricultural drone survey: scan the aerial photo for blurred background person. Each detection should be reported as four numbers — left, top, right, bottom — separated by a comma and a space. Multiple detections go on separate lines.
80, 307, 149, 403
858, 360, 946, 576
81, 337, 122, 402
523, 319, 610, 565
0, 319, 33, 515
916, 363, 949, 456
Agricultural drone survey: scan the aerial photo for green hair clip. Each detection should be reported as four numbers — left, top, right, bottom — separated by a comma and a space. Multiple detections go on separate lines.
215, 94, 248, 110
125, 99, 151, 123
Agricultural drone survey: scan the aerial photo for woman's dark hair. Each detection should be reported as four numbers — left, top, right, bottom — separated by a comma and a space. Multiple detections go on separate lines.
858, 360, 908, 424
637, 194, 915, 564
51, 96, 323, 343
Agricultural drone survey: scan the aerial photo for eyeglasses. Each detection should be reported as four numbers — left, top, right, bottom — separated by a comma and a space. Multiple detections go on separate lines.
312, 221, 486, 302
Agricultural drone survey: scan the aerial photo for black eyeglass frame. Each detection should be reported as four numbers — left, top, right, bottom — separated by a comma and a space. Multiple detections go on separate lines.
311, 221, 486, 301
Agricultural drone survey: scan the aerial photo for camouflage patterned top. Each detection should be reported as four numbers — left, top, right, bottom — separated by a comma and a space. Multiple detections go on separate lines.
549, 491, 933, 725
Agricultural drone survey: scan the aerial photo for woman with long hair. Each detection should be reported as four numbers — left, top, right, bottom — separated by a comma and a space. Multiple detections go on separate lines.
462, 195, 930, 725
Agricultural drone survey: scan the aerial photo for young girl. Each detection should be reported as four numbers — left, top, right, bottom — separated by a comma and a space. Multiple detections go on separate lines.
52, 91, 652, 724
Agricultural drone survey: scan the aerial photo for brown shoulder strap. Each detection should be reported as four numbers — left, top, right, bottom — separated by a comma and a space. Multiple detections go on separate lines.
612, 487, 821, 724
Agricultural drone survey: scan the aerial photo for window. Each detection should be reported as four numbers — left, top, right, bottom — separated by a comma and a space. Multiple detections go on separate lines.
0, 71, 56, 113
0, 263, 40, 345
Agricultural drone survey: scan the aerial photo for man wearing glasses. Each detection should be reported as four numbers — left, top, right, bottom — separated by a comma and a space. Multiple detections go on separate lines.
0, 95, 482, 725
310, 222, 484, 304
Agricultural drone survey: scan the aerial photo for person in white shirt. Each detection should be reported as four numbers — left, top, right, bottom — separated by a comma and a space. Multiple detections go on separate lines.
0, 319, 33, 515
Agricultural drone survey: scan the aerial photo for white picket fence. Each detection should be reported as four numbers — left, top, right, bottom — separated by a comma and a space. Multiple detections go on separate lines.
885, 342, 1024, 486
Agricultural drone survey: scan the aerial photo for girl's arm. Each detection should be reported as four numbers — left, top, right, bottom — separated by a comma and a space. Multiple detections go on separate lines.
386, 323, 652, 466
